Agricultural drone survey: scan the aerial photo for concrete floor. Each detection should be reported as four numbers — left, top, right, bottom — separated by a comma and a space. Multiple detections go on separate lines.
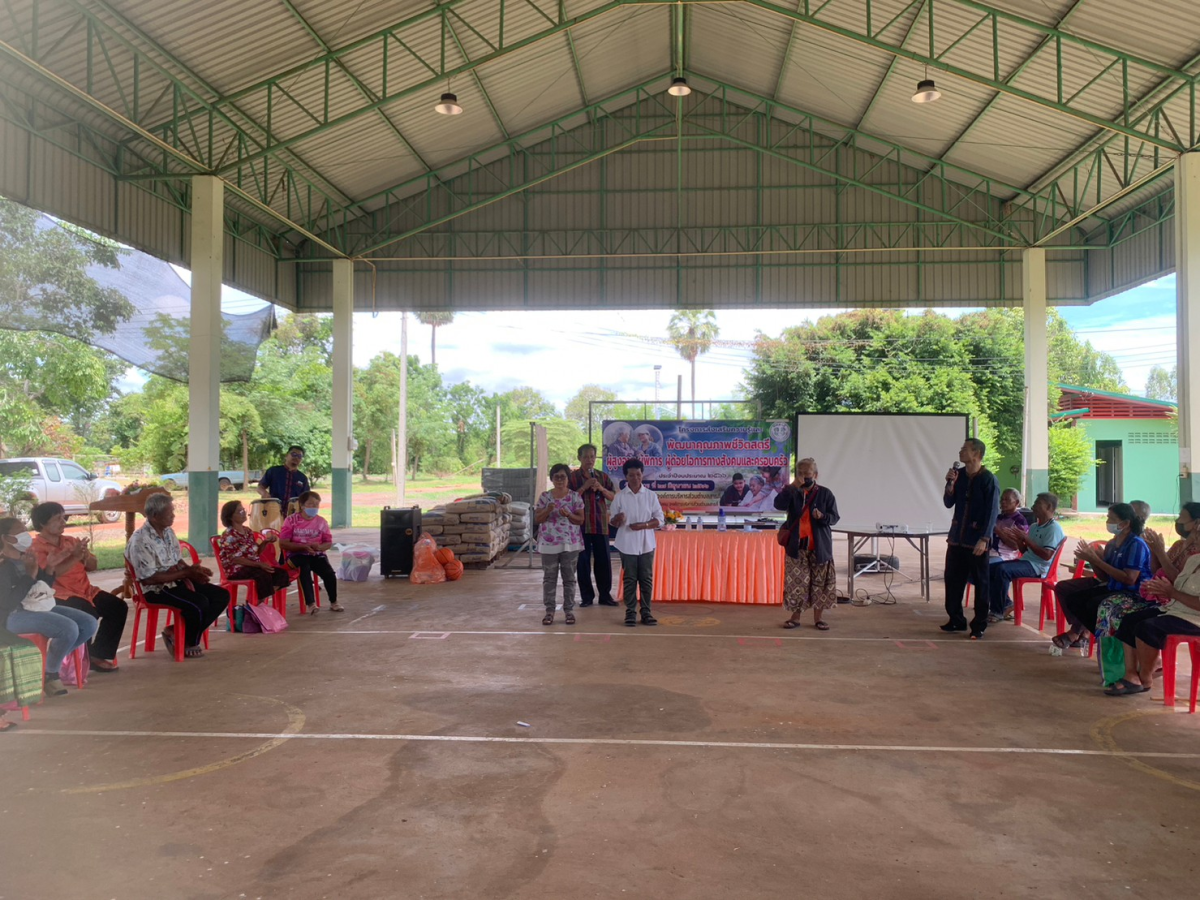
3, 535, 1199, 900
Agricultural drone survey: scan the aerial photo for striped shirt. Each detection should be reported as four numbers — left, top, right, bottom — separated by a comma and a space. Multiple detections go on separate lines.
568, 467, 615, 535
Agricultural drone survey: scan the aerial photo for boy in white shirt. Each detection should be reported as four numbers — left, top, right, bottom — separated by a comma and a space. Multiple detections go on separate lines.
609, 458, 664, 627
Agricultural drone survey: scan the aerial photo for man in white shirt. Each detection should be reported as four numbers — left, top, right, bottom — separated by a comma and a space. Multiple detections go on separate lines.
609, 458, 664, 627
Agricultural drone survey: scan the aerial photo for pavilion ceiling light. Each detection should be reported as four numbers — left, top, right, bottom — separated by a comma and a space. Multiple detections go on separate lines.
912, 68, 941, 103
667, 77, 691, 97
434, 92, 463, 115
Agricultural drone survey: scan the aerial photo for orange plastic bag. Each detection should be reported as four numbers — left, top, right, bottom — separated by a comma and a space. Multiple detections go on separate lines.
410, 533, 447, 584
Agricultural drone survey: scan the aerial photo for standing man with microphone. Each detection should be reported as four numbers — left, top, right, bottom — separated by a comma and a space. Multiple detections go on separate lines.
941, 439, 1000, 639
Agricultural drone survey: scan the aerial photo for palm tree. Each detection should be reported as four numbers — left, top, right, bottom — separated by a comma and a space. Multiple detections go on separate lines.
667, 310, 719, 402
415, 312, 455, 366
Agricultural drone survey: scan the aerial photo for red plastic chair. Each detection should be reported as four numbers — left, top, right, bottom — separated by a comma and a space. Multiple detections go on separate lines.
261, 530, 320, 615
1055, 540, 1108, 636
1012, 540, 1069, 631
1161, 634, 1200, 713
210, 535, 287, 623
125, 554, 210, 663
18, 632, 87, 692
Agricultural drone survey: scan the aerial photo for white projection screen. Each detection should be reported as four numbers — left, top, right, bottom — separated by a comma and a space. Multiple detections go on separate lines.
796, 414, 969, 530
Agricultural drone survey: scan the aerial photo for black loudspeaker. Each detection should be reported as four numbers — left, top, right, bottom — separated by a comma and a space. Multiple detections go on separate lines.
381, 506, 421, 578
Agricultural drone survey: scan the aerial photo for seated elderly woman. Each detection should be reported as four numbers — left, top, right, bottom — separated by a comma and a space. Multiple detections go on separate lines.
216, 499, 290, 604
29, 502, 127, 672
1101, 503, 1200, 696
1, 517, 98, 697
125, 493, 229, 659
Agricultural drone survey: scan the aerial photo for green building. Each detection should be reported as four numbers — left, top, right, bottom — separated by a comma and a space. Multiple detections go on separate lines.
1055, 385, 1178, 514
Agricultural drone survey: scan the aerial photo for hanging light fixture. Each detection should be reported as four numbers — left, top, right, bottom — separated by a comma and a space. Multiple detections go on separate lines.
434, 91, 463, 115
912, 67, 941, 103
667, 76, 691, 97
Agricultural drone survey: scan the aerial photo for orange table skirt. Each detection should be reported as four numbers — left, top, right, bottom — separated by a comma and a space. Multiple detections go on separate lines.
651, 529, 785, 605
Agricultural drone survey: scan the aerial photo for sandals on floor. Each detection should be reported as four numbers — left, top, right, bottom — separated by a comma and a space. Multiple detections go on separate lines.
542, 613, 554, 626
564, 612, 576, 626
1104, 678, 1149, 697
814, 621, 830, 631
328, 603, 345, 612
0, 717, 17, 732
1051, 632, 1077, 650
185, 645, 204, 658
781, 620, 802, 629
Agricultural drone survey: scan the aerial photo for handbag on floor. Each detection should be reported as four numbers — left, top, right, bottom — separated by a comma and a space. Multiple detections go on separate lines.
60, 648, 89, 687
242, 603, 288, 634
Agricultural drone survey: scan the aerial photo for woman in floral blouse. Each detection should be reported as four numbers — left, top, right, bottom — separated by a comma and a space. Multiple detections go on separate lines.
534, 464, 585, 626
216, 500, 291, 607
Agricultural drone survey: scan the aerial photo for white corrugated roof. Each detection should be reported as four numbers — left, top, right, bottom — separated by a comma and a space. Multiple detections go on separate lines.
1, 0, 1196, 307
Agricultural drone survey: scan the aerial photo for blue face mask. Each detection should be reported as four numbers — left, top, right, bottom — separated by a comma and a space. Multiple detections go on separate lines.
303, 507, 319, 518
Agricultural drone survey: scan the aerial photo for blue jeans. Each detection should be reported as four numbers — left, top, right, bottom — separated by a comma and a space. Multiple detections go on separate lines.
6, 606, 99, 675
987, 560, 1040, 616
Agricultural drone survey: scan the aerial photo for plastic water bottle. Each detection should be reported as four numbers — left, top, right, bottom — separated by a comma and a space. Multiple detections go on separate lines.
743, 517, 752, 532
717, 508, 727, 532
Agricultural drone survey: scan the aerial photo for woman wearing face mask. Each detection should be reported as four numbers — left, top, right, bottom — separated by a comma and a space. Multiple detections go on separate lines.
1052, 504, 1153, 662
279, 491, 343, 613
1142, 502, 1200, 584
775, 458, 840, 630
217, 500, 291, 608
1, 517, 98, 697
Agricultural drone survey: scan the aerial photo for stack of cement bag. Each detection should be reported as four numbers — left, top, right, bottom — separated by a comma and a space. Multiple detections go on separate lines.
420, 492, 512, 566
508, 501, 532, 548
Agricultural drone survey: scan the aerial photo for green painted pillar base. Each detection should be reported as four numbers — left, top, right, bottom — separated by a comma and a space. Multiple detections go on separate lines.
187, 471, 219, 547
331, 467, 352, 529
1181, 474, 1200, 506
1025, 468, 1049, 499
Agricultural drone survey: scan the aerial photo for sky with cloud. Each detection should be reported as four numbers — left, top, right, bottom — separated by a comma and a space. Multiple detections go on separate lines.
183, 270, 1181, 413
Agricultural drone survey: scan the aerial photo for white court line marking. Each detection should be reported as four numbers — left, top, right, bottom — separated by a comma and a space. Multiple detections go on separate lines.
12, 729, 1200, 759
410, 632, 451, 640
308, 629, 1044, 644
348, 605, 387, 626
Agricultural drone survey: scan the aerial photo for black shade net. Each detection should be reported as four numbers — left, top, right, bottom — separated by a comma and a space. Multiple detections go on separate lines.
0, 210, 275, 383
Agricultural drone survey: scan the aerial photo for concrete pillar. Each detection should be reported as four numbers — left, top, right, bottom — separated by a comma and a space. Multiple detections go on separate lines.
330, 259, 354, 528
1023, 247, 1050, 499
1178, 153, 1200, 504
187, 175, 223, 544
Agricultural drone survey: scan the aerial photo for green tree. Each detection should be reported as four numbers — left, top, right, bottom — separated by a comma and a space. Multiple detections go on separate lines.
496, 386, 558, 422
0, 196, 134, 336
1145, 365, 1177, 401
565, 385, 618, 429
1048, 422, 1099, 502
500, 417, 585, 469
415, 312, 455, 367
667, 310, 719, 402
1048, 311, 1126, 391
447, 382, 492, 465
0, 331, 123, 456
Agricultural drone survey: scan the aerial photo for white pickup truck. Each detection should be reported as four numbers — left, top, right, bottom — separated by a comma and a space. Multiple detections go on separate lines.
0, 457, 124, 523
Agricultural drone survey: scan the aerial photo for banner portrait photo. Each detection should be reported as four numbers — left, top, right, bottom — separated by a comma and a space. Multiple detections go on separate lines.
601, 420, 794, 514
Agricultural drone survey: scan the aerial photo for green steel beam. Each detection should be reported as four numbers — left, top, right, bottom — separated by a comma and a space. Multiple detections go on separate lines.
317, 74, 1075, 256
663, 0, 1197, 152
932, 0, 1092, 166
358, 221, 1023, 260
208, 0, 629, 178
564, 29, 592, 119
443, 15, 509, 140
76, 0, 359, 202
853, 1, 926, 130
278, 0, 436, 171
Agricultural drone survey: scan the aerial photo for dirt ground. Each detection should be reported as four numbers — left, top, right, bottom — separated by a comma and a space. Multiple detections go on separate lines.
3, 533, 1199, 899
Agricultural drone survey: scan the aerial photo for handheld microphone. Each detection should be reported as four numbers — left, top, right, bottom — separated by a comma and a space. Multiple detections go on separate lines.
952, 462, 965, 471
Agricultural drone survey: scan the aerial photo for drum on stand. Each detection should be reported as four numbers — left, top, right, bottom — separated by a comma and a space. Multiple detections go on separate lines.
249, 498, 283, 533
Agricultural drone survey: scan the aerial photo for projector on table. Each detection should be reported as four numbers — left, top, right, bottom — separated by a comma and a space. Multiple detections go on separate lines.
875, 523, 909, 534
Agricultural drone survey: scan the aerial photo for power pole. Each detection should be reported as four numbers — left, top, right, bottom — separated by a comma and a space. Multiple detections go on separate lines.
396, 312, 408, 506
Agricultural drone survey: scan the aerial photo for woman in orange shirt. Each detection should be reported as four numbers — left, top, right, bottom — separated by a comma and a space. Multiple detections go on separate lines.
29, 502, 126, 671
